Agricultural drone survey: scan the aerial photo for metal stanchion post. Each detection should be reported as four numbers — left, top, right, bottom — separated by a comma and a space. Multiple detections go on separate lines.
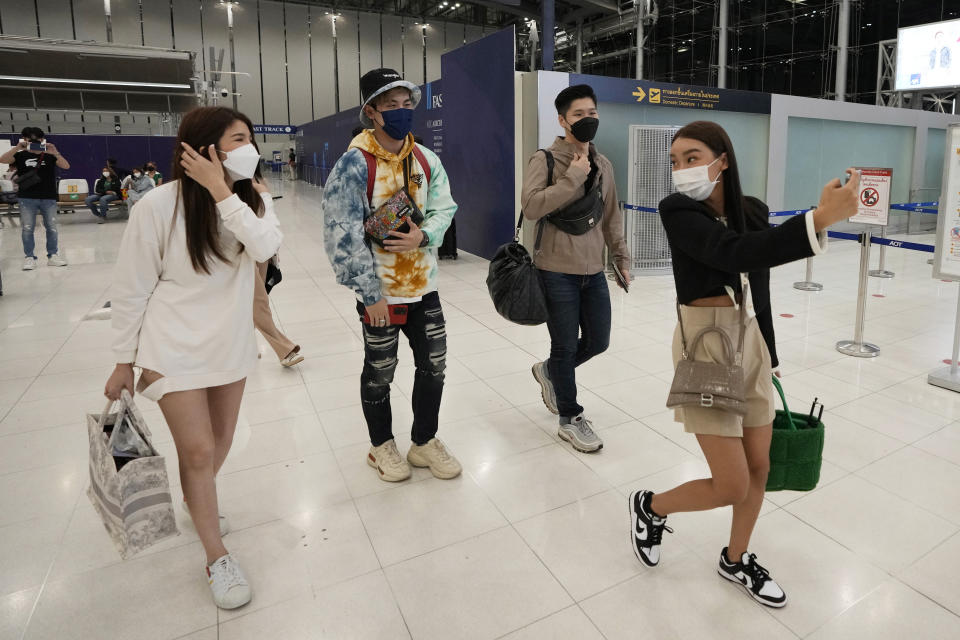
869, 225, 895, 278
837, 232, 880, 358
928, 284, 960, 392
794, 257, 823, 291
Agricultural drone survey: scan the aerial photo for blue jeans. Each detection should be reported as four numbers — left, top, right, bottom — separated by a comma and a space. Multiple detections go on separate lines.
540, 270, 612, 418
19, 198, 59, 259
85, 193, 119, 217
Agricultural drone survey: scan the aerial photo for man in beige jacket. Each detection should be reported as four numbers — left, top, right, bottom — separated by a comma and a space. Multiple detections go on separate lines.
521, 84, 630, 453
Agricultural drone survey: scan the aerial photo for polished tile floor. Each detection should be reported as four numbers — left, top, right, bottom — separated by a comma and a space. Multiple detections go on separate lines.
1, 183, 959, 639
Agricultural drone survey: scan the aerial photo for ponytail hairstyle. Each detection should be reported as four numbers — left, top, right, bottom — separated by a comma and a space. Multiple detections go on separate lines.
672, 121, 750, 233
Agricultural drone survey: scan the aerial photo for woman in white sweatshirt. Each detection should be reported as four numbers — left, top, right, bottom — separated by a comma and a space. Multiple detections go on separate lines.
104, 106, 282, 610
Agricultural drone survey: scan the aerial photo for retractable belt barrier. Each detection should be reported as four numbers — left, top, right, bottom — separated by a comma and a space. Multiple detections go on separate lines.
621, 200, 940, 359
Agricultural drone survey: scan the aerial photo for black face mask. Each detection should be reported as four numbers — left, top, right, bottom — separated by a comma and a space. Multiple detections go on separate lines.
569, 117, 599, 143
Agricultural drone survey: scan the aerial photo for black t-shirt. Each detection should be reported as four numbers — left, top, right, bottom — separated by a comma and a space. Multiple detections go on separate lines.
14, 150, 58, 199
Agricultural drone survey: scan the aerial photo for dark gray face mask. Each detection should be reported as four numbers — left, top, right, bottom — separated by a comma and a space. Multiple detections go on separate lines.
569, 117, 599, 143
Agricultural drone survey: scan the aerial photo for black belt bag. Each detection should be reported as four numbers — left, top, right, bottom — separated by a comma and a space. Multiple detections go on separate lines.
538, 149, 604, 237
546, 185, 604, 235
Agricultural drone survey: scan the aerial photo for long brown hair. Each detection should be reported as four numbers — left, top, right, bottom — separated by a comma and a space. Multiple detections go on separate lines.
172, 106, 264, 274
672, 121, 749, 233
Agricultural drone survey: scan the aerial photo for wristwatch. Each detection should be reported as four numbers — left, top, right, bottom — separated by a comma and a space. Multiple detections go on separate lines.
418, 232, 430, 248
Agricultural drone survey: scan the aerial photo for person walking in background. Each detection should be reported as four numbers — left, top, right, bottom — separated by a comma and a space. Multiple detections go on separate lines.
86, 166, 122, 223
104, 106, 282, 611
287, 147, 297, 180
0, 127, 70, 270
253, 255, 304, 368
322, 68, 460, 483
521, 84, 631, 454
121, 165, 155, 206
145, 161, 163, 185
627, 120, 860, 608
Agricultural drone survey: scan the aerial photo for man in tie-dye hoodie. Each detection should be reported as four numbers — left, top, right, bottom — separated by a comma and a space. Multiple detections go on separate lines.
322, 68, 460, 483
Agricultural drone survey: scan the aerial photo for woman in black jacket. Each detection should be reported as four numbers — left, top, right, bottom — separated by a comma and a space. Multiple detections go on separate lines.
627, 121, 859, 608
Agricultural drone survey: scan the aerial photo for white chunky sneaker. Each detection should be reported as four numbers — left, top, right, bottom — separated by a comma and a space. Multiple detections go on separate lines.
206, 554, 251, 610
367, 439, 411, 482
407, 438, 462, 479
47, 254, 68, 267
183, 500, 231, 537
22, 257, 36, 271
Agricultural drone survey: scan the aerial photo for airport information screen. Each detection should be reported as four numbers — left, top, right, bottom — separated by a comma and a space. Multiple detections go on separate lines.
895, 18, 960, 91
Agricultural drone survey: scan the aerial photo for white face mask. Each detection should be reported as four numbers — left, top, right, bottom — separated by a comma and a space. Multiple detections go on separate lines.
102, 172, 110, 178
672, 156, 722, 201
221, 143, 261, 181
133, 172, 141, 178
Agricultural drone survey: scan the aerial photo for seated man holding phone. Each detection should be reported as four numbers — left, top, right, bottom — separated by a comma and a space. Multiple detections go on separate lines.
322, 68, 460, 483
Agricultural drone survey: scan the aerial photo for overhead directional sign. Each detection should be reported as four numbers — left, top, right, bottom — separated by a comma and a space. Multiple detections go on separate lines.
253, 124, 297, 135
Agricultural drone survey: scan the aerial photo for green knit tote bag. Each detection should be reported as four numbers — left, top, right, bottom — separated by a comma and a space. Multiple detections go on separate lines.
766, 376, 825, 492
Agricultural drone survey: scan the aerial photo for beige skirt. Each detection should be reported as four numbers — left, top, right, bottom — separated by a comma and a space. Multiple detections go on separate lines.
671, 305, 775, 438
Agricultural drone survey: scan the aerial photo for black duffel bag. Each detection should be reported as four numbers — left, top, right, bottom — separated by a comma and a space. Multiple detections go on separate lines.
487, 216, 549, 326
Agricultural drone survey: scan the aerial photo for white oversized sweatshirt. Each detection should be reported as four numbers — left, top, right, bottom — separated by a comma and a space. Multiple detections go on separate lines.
111, 181, 282, 400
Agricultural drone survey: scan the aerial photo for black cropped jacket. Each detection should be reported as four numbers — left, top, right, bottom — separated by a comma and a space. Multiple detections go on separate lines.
658, 193, 826, 368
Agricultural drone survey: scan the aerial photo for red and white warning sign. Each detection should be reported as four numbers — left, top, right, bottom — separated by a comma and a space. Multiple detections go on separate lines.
849, 167, 893, 226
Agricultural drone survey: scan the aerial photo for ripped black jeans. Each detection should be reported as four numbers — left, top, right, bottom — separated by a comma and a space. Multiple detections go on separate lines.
356, 291, 447, 447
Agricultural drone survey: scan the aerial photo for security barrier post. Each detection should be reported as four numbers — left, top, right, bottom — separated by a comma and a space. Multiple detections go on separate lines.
869, 225, 895, 278
837, 233, 880, 358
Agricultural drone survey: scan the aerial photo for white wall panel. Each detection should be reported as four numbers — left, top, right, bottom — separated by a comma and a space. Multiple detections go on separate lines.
445, 22, 465, 51
171, 0, 202, 56
336, 11, 360, 109
111, 0, 143, 45
285, 2, 311, 126
74, 0, 107, 41
402, 18, 423, 86
0, 0, 38, 36
201, 1, 230, 76
359, 12, 381, 73
425, 24, 442, 82
466, 25, 483, 44
141, 0, 173, 49
232, 0, 263, 124
381, 14, 403, 74
37, 0, 75, 40
310, 7, 336, 119
258, 0, 287, 123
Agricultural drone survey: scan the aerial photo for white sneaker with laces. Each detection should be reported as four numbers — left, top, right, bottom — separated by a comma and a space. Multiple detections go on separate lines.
407, 438, 462, 479
183, 500, 230, 537
206, 554, 251, 609
22, 257, 36, 271
367, 439, 411, 482
47, 254, 68, 267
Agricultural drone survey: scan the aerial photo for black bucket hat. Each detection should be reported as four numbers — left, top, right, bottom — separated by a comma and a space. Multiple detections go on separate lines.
359, 68, 421, 127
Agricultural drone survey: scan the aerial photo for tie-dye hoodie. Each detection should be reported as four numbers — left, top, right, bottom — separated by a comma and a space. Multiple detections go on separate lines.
322, 130, 457, 306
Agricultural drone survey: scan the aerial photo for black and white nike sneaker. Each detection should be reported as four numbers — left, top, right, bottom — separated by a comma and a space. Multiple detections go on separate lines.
717, 548, 787, 608
628, 490, 673, 567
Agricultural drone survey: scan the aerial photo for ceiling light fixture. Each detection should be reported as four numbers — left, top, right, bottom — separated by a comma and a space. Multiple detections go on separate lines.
0, 74, 192, 89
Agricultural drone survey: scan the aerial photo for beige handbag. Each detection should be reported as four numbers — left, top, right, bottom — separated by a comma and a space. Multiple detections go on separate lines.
86, 389, 179, 559
667, 291, 748, 416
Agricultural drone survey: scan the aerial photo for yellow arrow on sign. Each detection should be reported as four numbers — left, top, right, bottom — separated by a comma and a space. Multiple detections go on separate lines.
632, 87, 646, 102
